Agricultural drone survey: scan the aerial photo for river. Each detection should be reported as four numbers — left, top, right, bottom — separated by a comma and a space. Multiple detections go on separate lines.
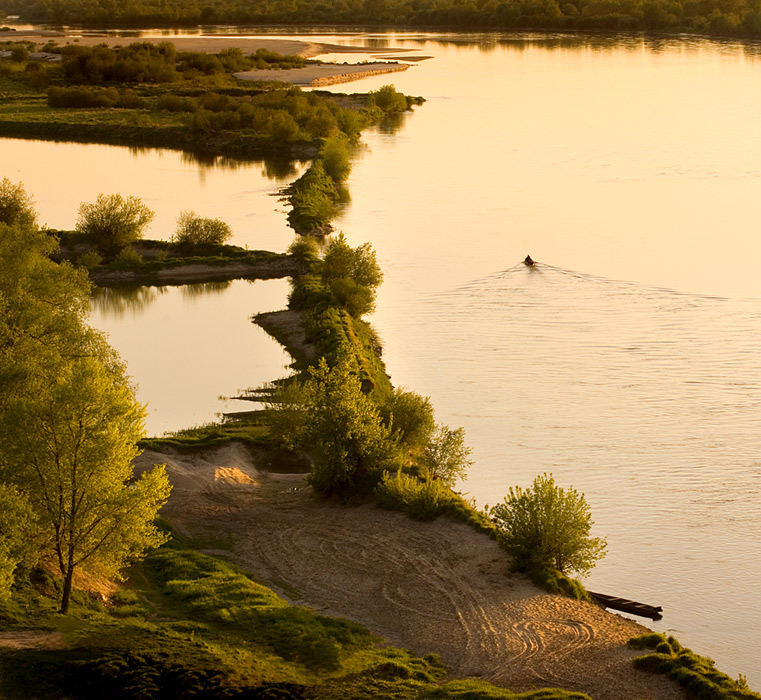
3, 31, 760, 687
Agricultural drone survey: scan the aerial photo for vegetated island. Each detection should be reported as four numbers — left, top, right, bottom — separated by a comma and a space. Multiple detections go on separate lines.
0, 37, 423, 161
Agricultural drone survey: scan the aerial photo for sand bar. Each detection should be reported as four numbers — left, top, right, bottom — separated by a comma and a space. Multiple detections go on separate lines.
135, 442, 687, 700
235, 61, 409, 87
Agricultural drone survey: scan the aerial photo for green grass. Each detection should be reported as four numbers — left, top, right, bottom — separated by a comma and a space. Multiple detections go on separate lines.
627, 634, 759, 699
0, 537, 587, 699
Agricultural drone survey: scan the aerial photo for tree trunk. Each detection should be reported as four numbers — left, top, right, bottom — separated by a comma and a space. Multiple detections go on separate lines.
60, 565, 74, 614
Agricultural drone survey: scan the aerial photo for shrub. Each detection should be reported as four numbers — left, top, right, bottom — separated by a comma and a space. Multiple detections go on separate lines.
76, 250, 103, 268
112, 246, 143, 267
490, 473, 607, 576
0, 178, 36, 229
10, 45, 27, 62
76, 193, 154, 255
420, 425, 472, 486
371, 84, 409, 112
173, 211, 232, 246
376, 471, 453, 520
380, 388, 435, 452
320, 136, 351, 182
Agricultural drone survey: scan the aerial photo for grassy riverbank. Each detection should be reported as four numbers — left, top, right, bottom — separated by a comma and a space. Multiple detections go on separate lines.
0, 531, 594, 700
0, 43, 420, 160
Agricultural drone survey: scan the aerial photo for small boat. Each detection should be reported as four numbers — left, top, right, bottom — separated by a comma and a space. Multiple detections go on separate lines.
524, 255, 534, 267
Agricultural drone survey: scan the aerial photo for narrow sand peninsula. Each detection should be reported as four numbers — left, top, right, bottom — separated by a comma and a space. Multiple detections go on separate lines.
135, 443, 687, 700
235, 61, 410, 87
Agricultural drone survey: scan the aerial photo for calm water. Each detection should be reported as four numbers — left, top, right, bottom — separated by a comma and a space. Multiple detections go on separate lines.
4, 31, 761, 686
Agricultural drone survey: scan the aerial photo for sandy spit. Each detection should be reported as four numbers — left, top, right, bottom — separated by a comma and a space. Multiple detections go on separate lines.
235, 61, 410, 87
134, 443, 688, 700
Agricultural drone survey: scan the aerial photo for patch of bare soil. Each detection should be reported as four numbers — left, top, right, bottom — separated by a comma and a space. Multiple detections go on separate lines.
0, 631, 63, 650
135, 444, 686, 700
254, 309, 315, 364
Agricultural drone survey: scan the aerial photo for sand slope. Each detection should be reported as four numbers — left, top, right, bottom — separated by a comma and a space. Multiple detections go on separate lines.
135, 444, 686, 700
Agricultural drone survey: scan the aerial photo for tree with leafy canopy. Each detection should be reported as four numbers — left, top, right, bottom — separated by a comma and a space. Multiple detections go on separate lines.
420, 425, 472, 487
490, 473, 607, 576
0, 193, 170, 613
76, 193, 154, 256
0, 484, 37, 599
0, 341, 171, 613
174, 210, 232, 246
380, 388, 436, 453
0, 177, 37, 229
322, 233, 383, 317
266, 359, 399, 497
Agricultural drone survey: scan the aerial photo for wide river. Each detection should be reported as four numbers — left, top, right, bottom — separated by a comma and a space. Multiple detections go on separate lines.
4, 31, 760, 687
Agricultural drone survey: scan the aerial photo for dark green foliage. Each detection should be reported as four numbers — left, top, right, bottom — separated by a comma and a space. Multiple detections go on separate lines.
380, 388, 436, 452
13, 0, 761, 40
48, 86, 144, 109
627, 634, 760, 699
61, 42, 178, 84
287, 160, 340, 235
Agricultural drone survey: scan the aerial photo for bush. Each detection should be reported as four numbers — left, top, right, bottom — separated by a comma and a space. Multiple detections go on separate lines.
320, 136, 351, 182
376, 471, 453, 520
371, 84, 409, 112
112, 247, 143, 267
10, 45, 27, 62
490, 473, 607, 576
420, 425, 472, 486
380, 389, 435, 452
0, 178, 36, 229
173, 211, 232, 246
76, 193, 154, 255
76, 250, 103, 268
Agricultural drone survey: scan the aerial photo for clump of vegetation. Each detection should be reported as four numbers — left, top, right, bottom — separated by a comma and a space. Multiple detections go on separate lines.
490, 473, 607, 577
628, 634, 760, 699
173, 210, 232, 246
48, 85, 143, 109
61, 42, 178, 84
76, 193, 154, 256
0, 177, 37, 228
266, 358, 399, 498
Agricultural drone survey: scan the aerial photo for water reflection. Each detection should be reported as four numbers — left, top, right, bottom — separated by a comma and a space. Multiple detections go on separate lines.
91, 285, 168, 316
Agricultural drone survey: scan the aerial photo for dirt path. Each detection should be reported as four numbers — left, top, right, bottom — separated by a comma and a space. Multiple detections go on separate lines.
135, 444, 686, 700
0, 631, 63, 650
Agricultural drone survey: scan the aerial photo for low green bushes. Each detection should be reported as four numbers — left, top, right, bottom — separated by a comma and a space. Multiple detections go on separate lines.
628, 634, 759, 699
48, 86, 143, 109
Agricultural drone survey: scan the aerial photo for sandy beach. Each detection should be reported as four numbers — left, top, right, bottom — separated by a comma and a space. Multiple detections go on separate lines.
235, 61, 410, 87
135, 442, 688, 700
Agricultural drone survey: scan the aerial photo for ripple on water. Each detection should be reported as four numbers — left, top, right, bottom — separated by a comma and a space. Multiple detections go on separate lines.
380, 262, 761, 683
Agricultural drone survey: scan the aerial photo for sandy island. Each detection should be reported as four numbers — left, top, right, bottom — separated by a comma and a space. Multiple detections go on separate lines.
134, 442, 687, 700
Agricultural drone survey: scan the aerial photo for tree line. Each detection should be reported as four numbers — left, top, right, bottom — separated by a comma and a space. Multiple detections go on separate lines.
3, 0, 761, 39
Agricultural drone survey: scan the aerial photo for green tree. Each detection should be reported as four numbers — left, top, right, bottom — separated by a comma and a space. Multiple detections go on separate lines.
174, 210, 233, 246
380, 388, 435, 452
420, 425, 472, 487
322, 233, 383, 317
0, 343, 171, 613
265, 359, 399, 497
0, 484, 37, 599
0, 178, 37, 229
0, 222, 90, 407
76, 193, 154, 256
490, 473, 607, 576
